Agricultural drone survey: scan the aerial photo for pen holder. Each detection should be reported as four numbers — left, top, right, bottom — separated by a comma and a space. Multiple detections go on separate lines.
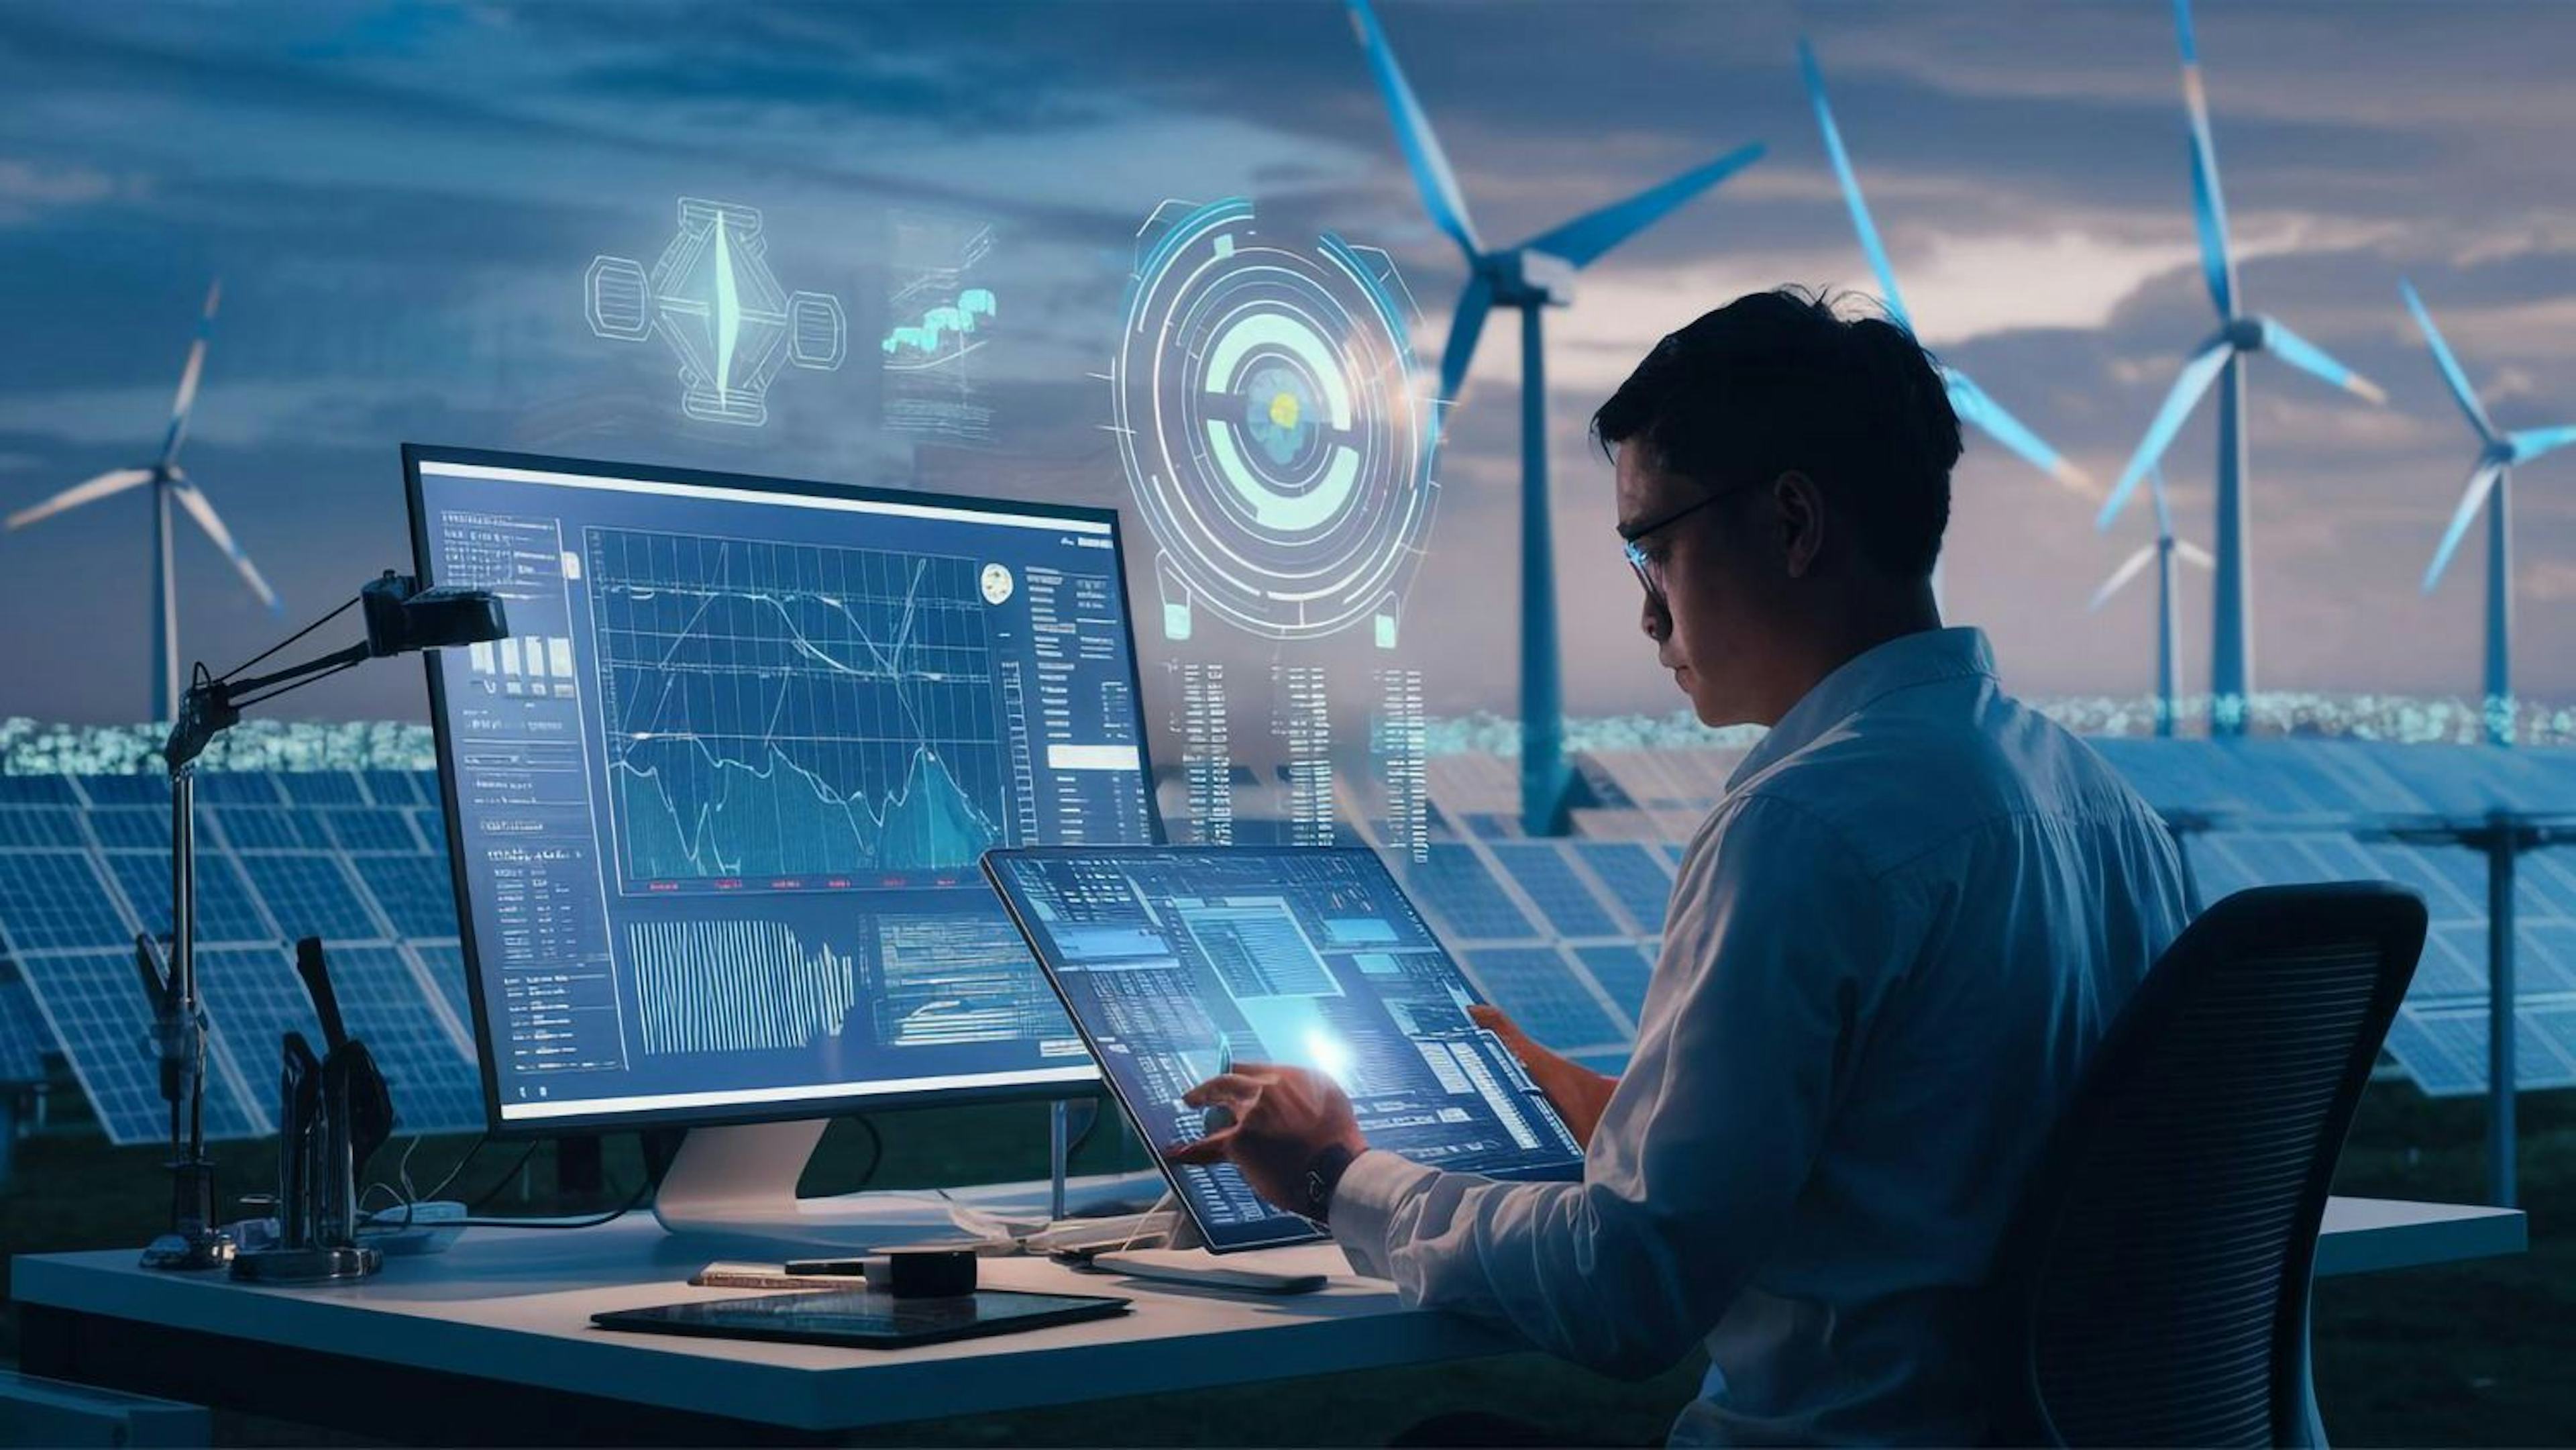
231, 1033, 384, 1285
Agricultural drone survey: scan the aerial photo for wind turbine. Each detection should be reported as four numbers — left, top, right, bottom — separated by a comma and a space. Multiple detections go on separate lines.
2094, 0, 2385, 737
1345, 0, 1764, 837
2402, 279, 2576, 746
1799, 37, 2095, 531
5, 280, 278, 720
2089, 467, 2214, 737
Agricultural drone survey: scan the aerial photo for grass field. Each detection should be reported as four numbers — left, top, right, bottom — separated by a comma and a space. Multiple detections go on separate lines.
1, 1084, 2565, 1447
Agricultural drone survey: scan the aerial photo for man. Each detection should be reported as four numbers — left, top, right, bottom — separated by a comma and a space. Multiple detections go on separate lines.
1170, 288, 2191, 1445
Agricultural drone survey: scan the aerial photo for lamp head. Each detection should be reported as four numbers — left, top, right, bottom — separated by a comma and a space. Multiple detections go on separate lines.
360, 571, 510, 657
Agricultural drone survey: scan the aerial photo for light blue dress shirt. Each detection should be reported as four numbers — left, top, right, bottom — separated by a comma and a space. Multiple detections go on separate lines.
1331, 627, 2192, 1444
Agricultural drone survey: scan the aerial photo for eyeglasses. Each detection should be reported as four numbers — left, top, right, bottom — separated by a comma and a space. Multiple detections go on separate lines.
1620, 485, 1754, 609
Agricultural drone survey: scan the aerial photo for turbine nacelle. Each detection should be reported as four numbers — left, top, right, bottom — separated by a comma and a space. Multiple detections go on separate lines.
1482, 250, 1577, 309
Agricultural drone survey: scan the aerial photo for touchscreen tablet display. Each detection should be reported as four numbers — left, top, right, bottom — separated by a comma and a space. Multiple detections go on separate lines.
985, 846, 1585, 1252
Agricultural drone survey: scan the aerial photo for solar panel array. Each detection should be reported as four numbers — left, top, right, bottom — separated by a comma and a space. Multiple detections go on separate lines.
0, 771, 479, 1144
1412, 738, 2576, 1099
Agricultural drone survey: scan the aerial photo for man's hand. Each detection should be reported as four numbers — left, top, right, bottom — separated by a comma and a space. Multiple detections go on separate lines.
1470, 1004, 1618, 1149
1165, 1063, 1367, 1216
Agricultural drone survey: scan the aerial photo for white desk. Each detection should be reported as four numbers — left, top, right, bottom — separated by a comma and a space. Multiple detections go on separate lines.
10, 1194, 2526, 1442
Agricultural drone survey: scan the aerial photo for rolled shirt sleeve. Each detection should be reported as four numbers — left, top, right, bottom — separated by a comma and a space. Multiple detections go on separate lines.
1328, 794, 1906, 1379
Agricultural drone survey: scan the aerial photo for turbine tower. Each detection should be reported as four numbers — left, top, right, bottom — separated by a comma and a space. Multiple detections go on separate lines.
1346, 0, 1763, 835
2096, 0, 2385, 737
1800, 36, 2096, 545
5, 280, 278, 720
2402, 279, 2576, 746
2089, 467, 2213, 737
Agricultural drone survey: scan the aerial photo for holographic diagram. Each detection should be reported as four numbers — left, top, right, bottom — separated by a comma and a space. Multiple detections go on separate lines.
586, 197, 847, 427
1110, 198, 1441, 648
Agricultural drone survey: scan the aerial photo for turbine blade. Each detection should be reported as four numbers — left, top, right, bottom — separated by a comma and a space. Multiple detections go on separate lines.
1344, 0, 1483, 259
1944, 367, 2093, 495
2259, 316, 2386, 404
2399, 279, 2495, 440
2098, 338, 2234, 530
1516, 141, 1764, 272
2508, 425, 2576, 464
2175, 0, 2234, 317
1799, 38, 1909, 329
5, 467, 153, 531
1438, 274, 1494, 405
2176, 539, 2216, 569
170, 476, 279, 611
158, 278, 221, 469
2090, 544, 2158, 612
2423, 460, 2505, 592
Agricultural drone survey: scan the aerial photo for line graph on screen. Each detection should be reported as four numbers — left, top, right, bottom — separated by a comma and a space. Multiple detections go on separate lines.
586, 527, 1012, 890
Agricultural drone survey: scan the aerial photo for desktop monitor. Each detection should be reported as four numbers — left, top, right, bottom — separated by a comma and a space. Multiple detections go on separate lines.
407, 446, 1163, 1137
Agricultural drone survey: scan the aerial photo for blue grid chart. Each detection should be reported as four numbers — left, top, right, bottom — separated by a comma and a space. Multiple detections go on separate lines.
324, 946, 482, 1133
1463, 947, 1631, 1052
18, 947, 264, 1145
1570, 842, 1676, 935
1486, 843, 1621, 939
1401, 845, 1537, 943
0, 976, 55, 1083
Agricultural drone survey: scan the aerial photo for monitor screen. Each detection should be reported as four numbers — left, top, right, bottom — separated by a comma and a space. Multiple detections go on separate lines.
407, 447, 1161, 1131
985, 845, 1585, 1253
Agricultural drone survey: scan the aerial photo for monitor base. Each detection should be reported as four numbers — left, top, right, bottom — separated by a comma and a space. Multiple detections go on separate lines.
650, 1115, 1169, 1251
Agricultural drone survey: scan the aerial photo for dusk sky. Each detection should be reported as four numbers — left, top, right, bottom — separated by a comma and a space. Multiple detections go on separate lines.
4, 1, 2574, 745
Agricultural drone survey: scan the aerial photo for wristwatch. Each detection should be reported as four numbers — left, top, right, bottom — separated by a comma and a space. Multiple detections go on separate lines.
1300, 1143, 1358, 1225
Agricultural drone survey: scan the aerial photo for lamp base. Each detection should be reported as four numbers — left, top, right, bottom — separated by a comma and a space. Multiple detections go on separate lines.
140, 1225, 237, 1272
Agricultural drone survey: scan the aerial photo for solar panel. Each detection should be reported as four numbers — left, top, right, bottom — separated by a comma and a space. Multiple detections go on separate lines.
319, 808, 422, 853
2416, 925, 2489, 1000
2384, 1003, 2576, 1096
1403, 845, 1536, 943
360, 770, 423, 807
0, 851, 131, 953
213, 806, 327, 851
18, 947, 264, 1145
197, 774, 282, 806
322, 945, 482, 1133
86, 807, 171, 850
193, 943, 323, 1127
411, 809, 449, 853
103, 851, 275, 946
1463, 947, 1629, 1051
1572, 841, 1674, 934
277, 772, 364, 807
350, 855, 460, 939
1487, 843, 1621, 939
402, 940, 472, 1034
2514, 923, 2576, 995
0, 808, 81, 848
78, 776, 168, 805
236, 853, 385, 941
1570, 942, 1656, 1023
0, 776, 77, 805
0, 976, 55, 1083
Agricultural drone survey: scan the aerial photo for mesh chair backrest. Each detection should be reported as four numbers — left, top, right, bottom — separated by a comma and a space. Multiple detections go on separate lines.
1992, 882, 2425, 1447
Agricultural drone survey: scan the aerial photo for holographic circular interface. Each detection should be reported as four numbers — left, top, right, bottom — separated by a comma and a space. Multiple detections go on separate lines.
1110, 198, 1439, 646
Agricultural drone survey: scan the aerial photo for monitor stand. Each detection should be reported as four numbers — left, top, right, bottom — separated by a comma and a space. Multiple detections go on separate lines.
651, 1102, 1169, 1251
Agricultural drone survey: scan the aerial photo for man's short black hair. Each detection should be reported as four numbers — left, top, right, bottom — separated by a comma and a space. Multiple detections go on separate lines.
1591, 286, 1963, 579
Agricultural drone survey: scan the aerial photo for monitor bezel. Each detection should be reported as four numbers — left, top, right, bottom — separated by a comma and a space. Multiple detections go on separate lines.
405, 444, 1164, 1138
981, 843, 1589, 1255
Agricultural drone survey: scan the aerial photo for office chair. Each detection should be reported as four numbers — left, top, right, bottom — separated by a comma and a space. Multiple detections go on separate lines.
1987, 881, 2426, 1448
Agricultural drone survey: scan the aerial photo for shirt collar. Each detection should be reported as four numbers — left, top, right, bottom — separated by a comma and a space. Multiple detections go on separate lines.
1727, 627, 2000, 791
